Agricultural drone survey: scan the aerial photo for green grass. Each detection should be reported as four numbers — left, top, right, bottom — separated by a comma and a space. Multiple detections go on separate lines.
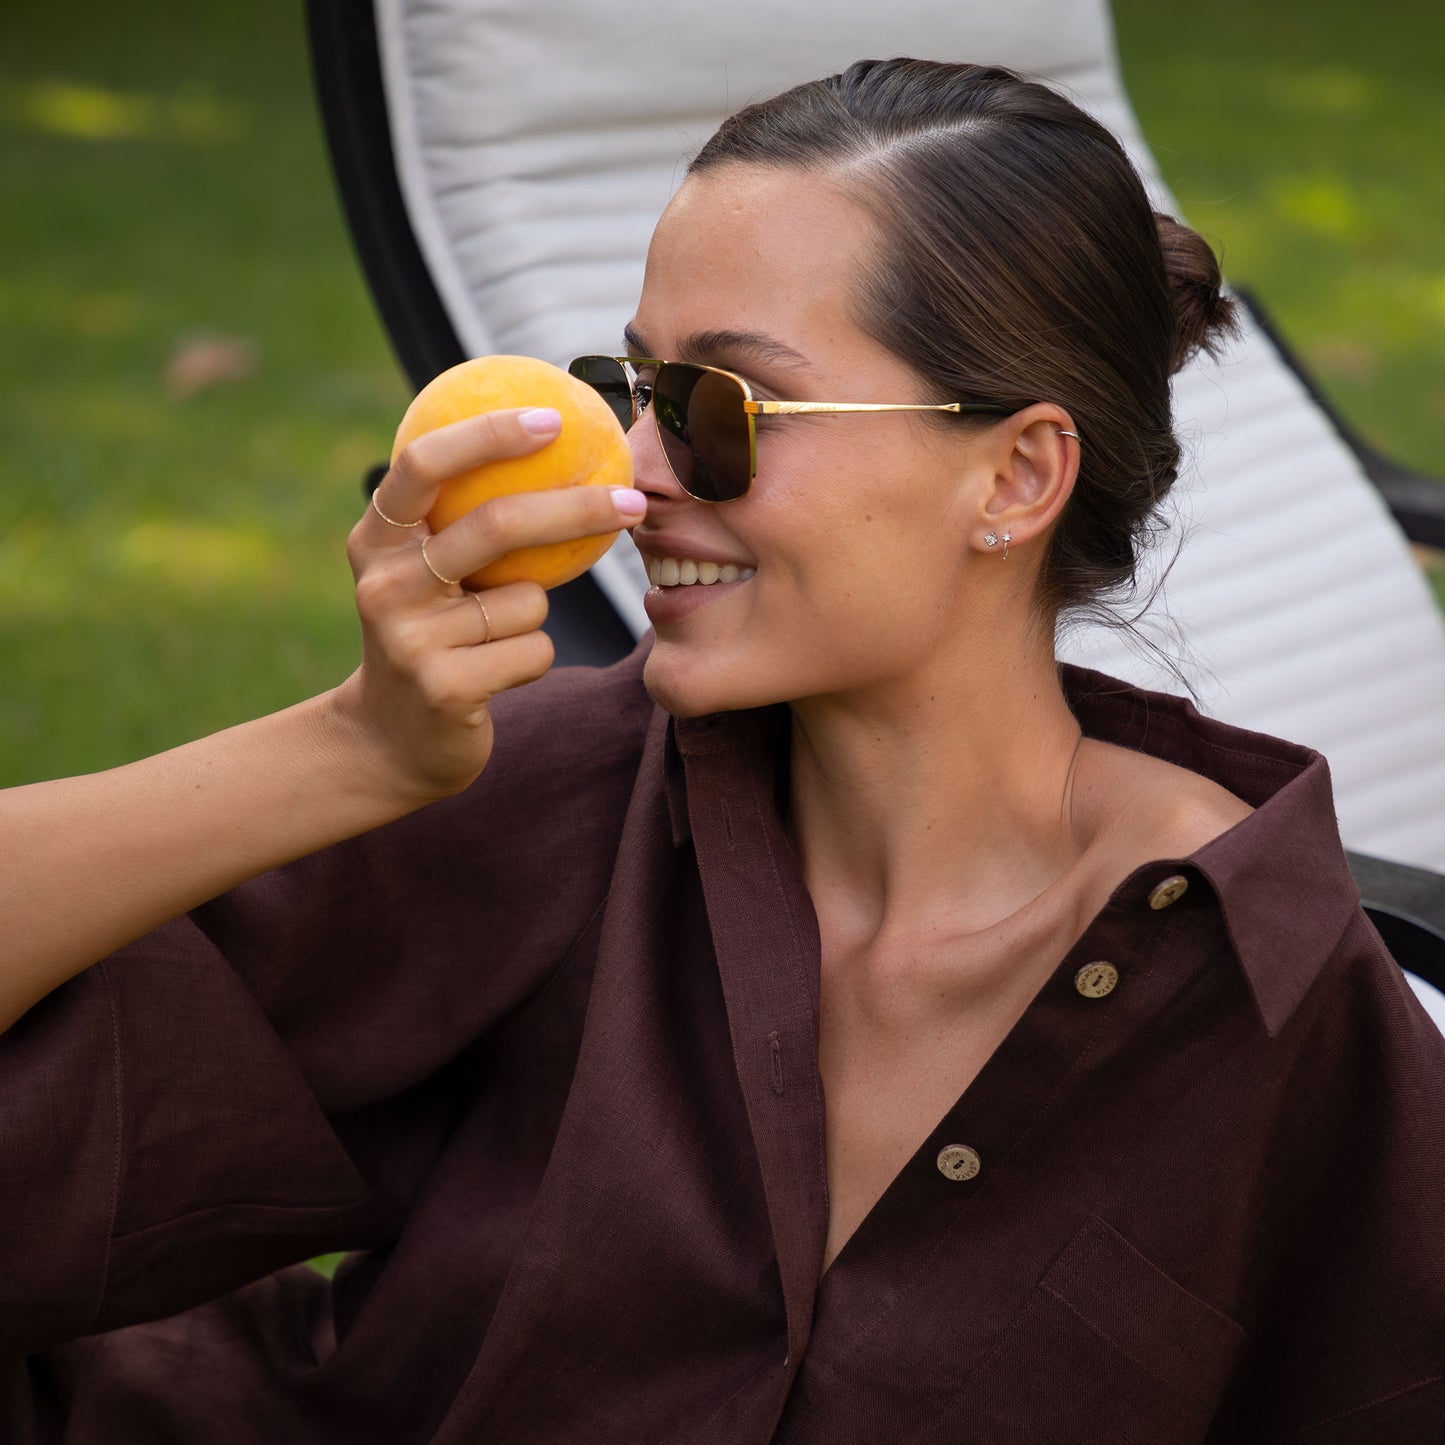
0, 0, 408, 785
1112, 0, 1445, 480
1, 0, 1441, 787
1112, 0, 1445, 614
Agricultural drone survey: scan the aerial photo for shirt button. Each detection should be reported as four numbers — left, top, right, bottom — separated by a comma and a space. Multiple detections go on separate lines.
936, 1144, 981, 1181
1074, 961, 1119, 998
1148, 874, 1190, 910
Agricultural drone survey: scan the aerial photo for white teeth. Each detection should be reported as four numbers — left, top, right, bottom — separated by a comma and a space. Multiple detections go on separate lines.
648, 557, 756, 588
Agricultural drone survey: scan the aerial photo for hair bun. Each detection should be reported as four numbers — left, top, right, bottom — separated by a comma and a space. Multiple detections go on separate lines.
1155, 213, 1240, 374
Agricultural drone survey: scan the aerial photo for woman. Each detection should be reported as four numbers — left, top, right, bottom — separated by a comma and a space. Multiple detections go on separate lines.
3, 59, 1442, 1444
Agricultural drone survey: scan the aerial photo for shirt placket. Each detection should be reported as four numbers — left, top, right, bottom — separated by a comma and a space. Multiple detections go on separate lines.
678, 713, 1224, 1441
680, 715, 830, 1378
791, 869, 1206, 1414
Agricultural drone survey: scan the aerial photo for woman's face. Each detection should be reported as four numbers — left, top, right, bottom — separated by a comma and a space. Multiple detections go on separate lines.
627, 163, 995, 718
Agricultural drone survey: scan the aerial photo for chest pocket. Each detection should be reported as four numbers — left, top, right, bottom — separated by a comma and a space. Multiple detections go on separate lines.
923, 1215, 1246, 1445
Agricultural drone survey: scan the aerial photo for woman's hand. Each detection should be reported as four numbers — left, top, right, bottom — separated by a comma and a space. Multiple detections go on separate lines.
327, 405, 646, 806
0, 405, 645, 1027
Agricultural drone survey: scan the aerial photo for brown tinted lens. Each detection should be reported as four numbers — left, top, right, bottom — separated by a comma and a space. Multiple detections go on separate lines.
653, 364, 752, 502
567, 356, 634, 429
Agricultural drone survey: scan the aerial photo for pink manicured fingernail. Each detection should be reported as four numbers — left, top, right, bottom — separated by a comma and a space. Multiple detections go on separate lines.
611, 488, 647, 517
520, 407, 562, 435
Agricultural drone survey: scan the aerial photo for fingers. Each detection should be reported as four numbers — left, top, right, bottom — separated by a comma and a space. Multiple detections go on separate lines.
369, 583, 546, 720
431, 582, 549, 650
418, 484, 646, 590
351, 400, 645, 600
336, 404, 625, 800
441, 630, 557, 704
366, 406, 564, 538
399, 628, 557, 726
350, 571, 553, 771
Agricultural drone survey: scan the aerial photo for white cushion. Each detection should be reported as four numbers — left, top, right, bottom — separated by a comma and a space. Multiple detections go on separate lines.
375, 0, 1445, 877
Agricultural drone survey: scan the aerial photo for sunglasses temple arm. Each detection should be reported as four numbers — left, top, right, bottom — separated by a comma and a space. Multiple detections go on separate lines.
746, 401, 1010, 416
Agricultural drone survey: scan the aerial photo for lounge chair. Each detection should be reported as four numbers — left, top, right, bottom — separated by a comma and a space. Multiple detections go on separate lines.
304, 0, 1445, 1019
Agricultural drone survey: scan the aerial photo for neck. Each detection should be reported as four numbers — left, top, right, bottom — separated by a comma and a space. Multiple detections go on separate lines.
787, 634, 1088, 950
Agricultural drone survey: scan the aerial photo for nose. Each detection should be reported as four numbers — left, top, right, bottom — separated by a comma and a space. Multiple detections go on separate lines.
627, 409, 688, 505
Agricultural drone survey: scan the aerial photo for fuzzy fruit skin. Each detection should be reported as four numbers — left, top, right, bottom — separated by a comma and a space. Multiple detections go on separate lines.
392, 355, 632, 589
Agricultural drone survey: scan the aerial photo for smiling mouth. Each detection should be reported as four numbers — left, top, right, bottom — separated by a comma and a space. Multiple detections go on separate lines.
647, 557, 757, 587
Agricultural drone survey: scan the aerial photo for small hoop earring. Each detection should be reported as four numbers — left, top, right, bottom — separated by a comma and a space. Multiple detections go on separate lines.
983, 532, 998, 548
1057, 429, 1080, 441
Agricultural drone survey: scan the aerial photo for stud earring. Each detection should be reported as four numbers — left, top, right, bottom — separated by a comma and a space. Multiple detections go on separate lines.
984, 532, 998, 548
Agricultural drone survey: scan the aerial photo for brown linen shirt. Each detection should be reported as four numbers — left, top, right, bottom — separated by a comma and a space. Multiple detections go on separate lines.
3, 646, 1443, 1443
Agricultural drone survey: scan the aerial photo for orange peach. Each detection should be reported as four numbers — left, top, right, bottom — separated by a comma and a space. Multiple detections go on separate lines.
392, 354, 632, 589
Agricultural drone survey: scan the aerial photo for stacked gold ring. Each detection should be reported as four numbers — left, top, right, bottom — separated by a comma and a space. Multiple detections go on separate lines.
371, 492, 423, 528
420, 536, 463, 588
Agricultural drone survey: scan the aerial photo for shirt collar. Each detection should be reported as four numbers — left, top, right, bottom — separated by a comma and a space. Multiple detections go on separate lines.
664, 664, 1360, 1038
1062, 666, 1361, 1034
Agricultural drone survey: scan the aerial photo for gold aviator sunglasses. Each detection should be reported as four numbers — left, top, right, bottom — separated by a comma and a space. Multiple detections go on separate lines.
568, 355, 1012, 502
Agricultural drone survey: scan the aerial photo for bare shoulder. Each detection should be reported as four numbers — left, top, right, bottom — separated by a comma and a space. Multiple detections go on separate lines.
1083, 738, 1255, 860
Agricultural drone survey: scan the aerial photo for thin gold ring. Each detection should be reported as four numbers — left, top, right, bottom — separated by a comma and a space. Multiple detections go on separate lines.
472, 593, 493, 644
371, 491, 423, 528
420, 536, 463, 588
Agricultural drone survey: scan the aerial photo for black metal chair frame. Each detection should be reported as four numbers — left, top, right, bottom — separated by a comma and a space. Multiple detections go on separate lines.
303, 0, 1445, 996
306, 0, 636, 669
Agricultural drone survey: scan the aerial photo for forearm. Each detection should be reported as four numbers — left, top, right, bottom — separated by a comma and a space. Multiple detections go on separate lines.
0, 687, 420, 1032
0, 410, 642, 1035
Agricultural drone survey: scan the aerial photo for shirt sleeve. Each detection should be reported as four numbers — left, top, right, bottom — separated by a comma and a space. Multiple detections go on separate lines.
0, 652, 654, 1357
1231, 916, 1445, 1443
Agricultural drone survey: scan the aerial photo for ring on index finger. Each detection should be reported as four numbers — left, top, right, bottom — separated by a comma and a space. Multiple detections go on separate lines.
371, 491, 424, 529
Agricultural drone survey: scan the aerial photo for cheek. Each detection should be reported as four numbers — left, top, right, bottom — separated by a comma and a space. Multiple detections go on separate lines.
748, 436, 877, 553
764, 474, 951, 605
775, 500, 970, 673
641, 443, 968, 711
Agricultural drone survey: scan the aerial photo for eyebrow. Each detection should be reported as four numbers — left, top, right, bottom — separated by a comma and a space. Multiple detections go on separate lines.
623, 322, 812, 374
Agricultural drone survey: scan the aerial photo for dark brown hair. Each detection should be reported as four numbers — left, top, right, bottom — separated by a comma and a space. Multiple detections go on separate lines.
689, 58, 1238, 628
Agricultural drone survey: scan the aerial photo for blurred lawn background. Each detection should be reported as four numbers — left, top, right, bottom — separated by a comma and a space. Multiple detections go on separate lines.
2, 0, 1442, 786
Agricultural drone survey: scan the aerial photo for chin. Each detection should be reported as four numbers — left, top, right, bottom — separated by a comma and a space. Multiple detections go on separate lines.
642, 639, 793, 719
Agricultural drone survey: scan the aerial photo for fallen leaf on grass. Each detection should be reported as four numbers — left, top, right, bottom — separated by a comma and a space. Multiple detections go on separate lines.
164, 332, 259, 399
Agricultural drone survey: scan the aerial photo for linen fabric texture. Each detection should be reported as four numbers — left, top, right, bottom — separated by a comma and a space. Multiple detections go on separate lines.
2, 645, 1443, 1443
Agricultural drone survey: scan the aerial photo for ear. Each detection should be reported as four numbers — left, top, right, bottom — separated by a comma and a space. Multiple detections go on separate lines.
969, 404, 1080, 557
